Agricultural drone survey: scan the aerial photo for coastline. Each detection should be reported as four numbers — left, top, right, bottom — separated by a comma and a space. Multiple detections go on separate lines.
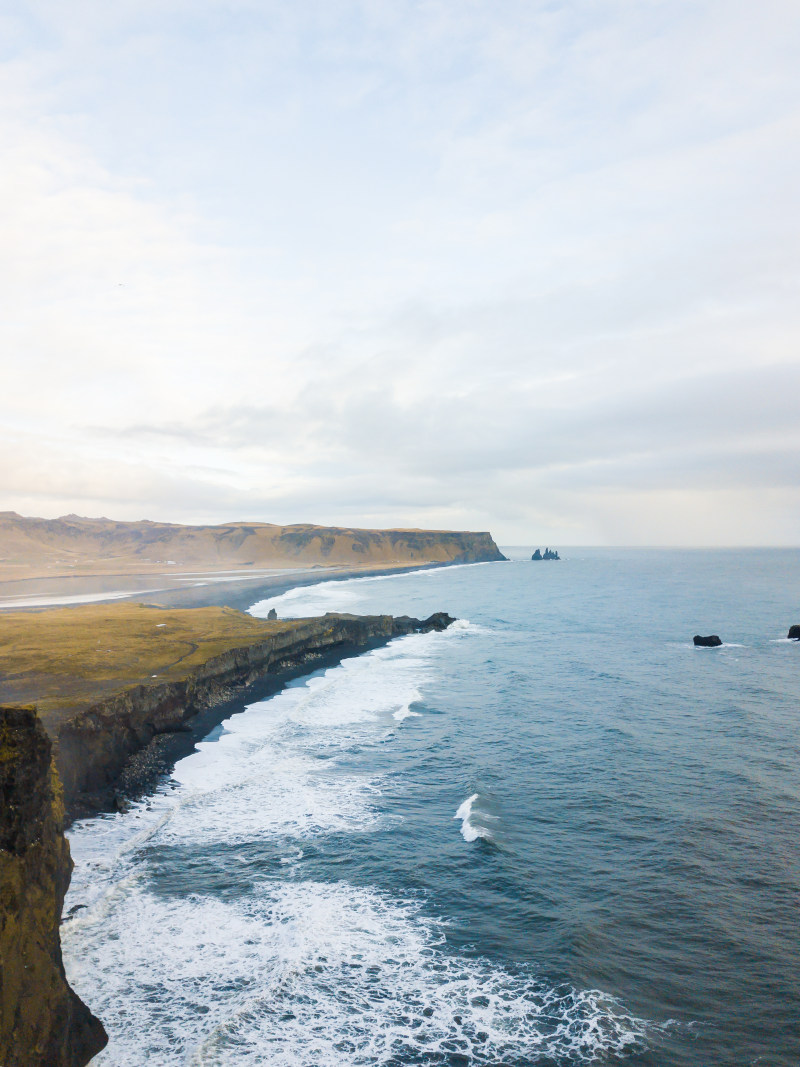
1, 562, 456, 1066
55, 610, 454, 823
0, 561, 457, 613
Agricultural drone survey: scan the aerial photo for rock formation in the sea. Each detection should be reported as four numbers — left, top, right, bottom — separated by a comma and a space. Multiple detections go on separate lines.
693, 634, 722, 647
787, 625, 800, 640
0, 705, 107, 1067
531, 548, 560, 561
0, 511, 507, 579
267, 608, 278, 620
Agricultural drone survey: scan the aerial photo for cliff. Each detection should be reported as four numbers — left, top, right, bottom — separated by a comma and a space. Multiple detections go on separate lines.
0, 603, 455, 820
0, 512, 506, 580
0, 705, 107, 1066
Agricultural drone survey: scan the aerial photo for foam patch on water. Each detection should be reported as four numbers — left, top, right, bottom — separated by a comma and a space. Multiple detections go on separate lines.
63, 879, 652, 1067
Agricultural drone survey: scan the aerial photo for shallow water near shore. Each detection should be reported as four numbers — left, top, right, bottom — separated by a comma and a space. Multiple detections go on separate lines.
63, 548, 800, 1065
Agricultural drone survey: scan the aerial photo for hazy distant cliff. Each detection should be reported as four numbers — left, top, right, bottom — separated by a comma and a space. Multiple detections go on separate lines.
0, 706, 107, 1066
0, 512, 505, 578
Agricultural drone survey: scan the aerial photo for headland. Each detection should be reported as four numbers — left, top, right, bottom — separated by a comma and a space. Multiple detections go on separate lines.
0, 600, 455, 1066
0, 512, 506, 585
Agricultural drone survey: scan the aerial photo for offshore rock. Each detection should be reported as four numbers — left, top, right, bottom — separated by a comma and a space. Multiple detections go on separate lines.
531, 548, 560, 561
787, 625, 800, 640
693, 635, 722, 647
0, 705, 107, 1067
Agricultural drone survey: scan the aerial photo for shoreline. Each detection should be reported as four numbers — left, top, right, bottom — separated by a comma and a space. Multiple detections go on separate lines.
51, 610, 455, 823
0, 561, 453, 613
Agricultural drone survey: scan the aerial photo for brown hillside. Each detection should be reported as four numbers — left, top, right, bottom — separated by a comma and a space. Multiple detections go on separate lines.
0, 513, 505, 580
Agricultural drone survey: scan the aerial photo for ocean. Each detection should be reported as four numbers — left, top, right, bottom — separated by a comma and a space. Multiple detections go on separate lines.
62, 548, 800, 1066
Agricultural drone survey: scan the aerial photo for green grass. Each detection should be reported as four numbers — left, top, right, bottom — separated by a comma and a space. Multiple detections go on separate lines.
0, 602, 300, 734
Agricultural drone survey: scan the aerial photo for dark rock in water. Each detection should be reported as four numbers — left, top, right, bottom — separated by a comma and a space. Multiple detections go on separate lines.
531, 547, 560, 561
787, 625, 800, 640
267, 608, 277, 620
694, 634, 722, 647
0, 704, 108, 1066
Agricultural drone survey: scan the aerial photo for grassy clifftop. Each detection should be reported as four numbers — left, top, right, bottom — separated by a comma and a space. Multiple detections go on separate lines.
0, 603, 296, 734
0, 601, 455, 819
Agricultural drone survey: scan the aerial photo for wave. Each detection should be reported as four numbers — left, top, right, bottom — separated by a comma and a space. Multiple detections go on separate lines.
393, 687, 423, 720
63, 878, 654, 1066
455, 793, 496, 843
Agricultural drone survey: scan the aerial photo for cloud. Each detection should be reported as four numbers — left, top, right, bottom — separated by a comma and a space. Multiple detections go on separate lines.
1, 1, 800, 541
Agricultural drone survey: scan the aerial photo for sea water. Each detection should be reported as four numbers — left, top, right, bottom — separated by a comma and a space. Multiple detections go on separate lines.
62, 549, 800, 1066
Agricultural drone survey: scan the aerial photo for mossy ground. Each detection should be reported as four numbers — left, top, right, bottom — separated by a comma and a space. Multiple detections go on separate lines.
0, 603, 299, 735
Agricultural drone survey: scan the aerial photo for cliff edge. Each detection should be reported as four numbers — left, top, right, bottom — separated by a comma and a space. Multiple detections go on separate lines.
0, 705, 107, 1066
0, 603, 455, 820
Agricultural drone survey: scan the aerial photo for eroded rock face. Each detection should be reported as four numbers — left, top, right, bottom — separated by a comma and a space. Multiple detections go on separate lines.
693, 635, 722, 647
0, 705, 107, 1067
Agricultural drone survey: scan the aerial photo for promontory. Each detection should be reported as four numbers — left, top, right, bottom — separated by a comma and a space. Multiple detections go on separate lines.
0, 600, 456, 1065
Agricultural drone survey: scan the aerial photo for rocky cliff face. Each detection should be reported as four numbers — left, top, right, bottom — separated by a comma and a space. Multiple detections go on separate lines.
0, 705, 107, 1067
55, 612, 454, 820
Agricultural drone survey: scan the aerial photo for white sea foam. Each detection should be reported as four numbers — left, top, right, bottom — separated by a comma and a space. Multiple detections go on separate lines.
392, 686, 423, 720
67, 634, 438, 885
250, 580, 364, 618
455, 793, 495, 843
63, 878, 652, 1067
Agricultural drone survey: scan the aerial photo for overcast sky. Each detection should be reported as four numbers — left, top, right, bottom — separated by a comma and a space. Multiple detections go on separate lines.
2, 0, 799, 544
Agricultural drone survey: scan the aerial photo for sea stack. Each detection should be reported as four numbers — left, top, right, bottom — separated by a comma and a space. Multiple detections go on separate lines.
531, 548, 560, 561
693, 635, 723, 647
787, 625, 800, 640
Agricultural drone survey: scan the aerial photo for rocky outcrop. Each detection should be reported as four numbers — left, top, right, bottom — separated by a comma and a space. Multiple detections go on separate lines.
787, 625, 800, 640
531, 548, 560, 561
0, 705, 107, 1067
693, 634, 722, 647
55, 611, 455, 820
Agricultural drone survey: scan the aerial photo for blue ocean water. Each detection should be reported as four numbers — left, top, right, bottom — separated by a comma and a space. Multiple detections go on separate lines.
63, 549, 800, 1066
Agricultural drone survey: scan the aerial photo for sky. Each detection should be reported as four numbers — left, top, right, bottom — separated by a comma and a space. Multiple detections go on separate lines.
1, 0, 799, 545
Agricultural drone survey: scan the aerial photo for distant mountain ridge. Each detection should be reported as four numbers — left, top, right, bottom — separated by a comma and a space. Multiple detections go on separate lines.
0, 512, 506, 578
